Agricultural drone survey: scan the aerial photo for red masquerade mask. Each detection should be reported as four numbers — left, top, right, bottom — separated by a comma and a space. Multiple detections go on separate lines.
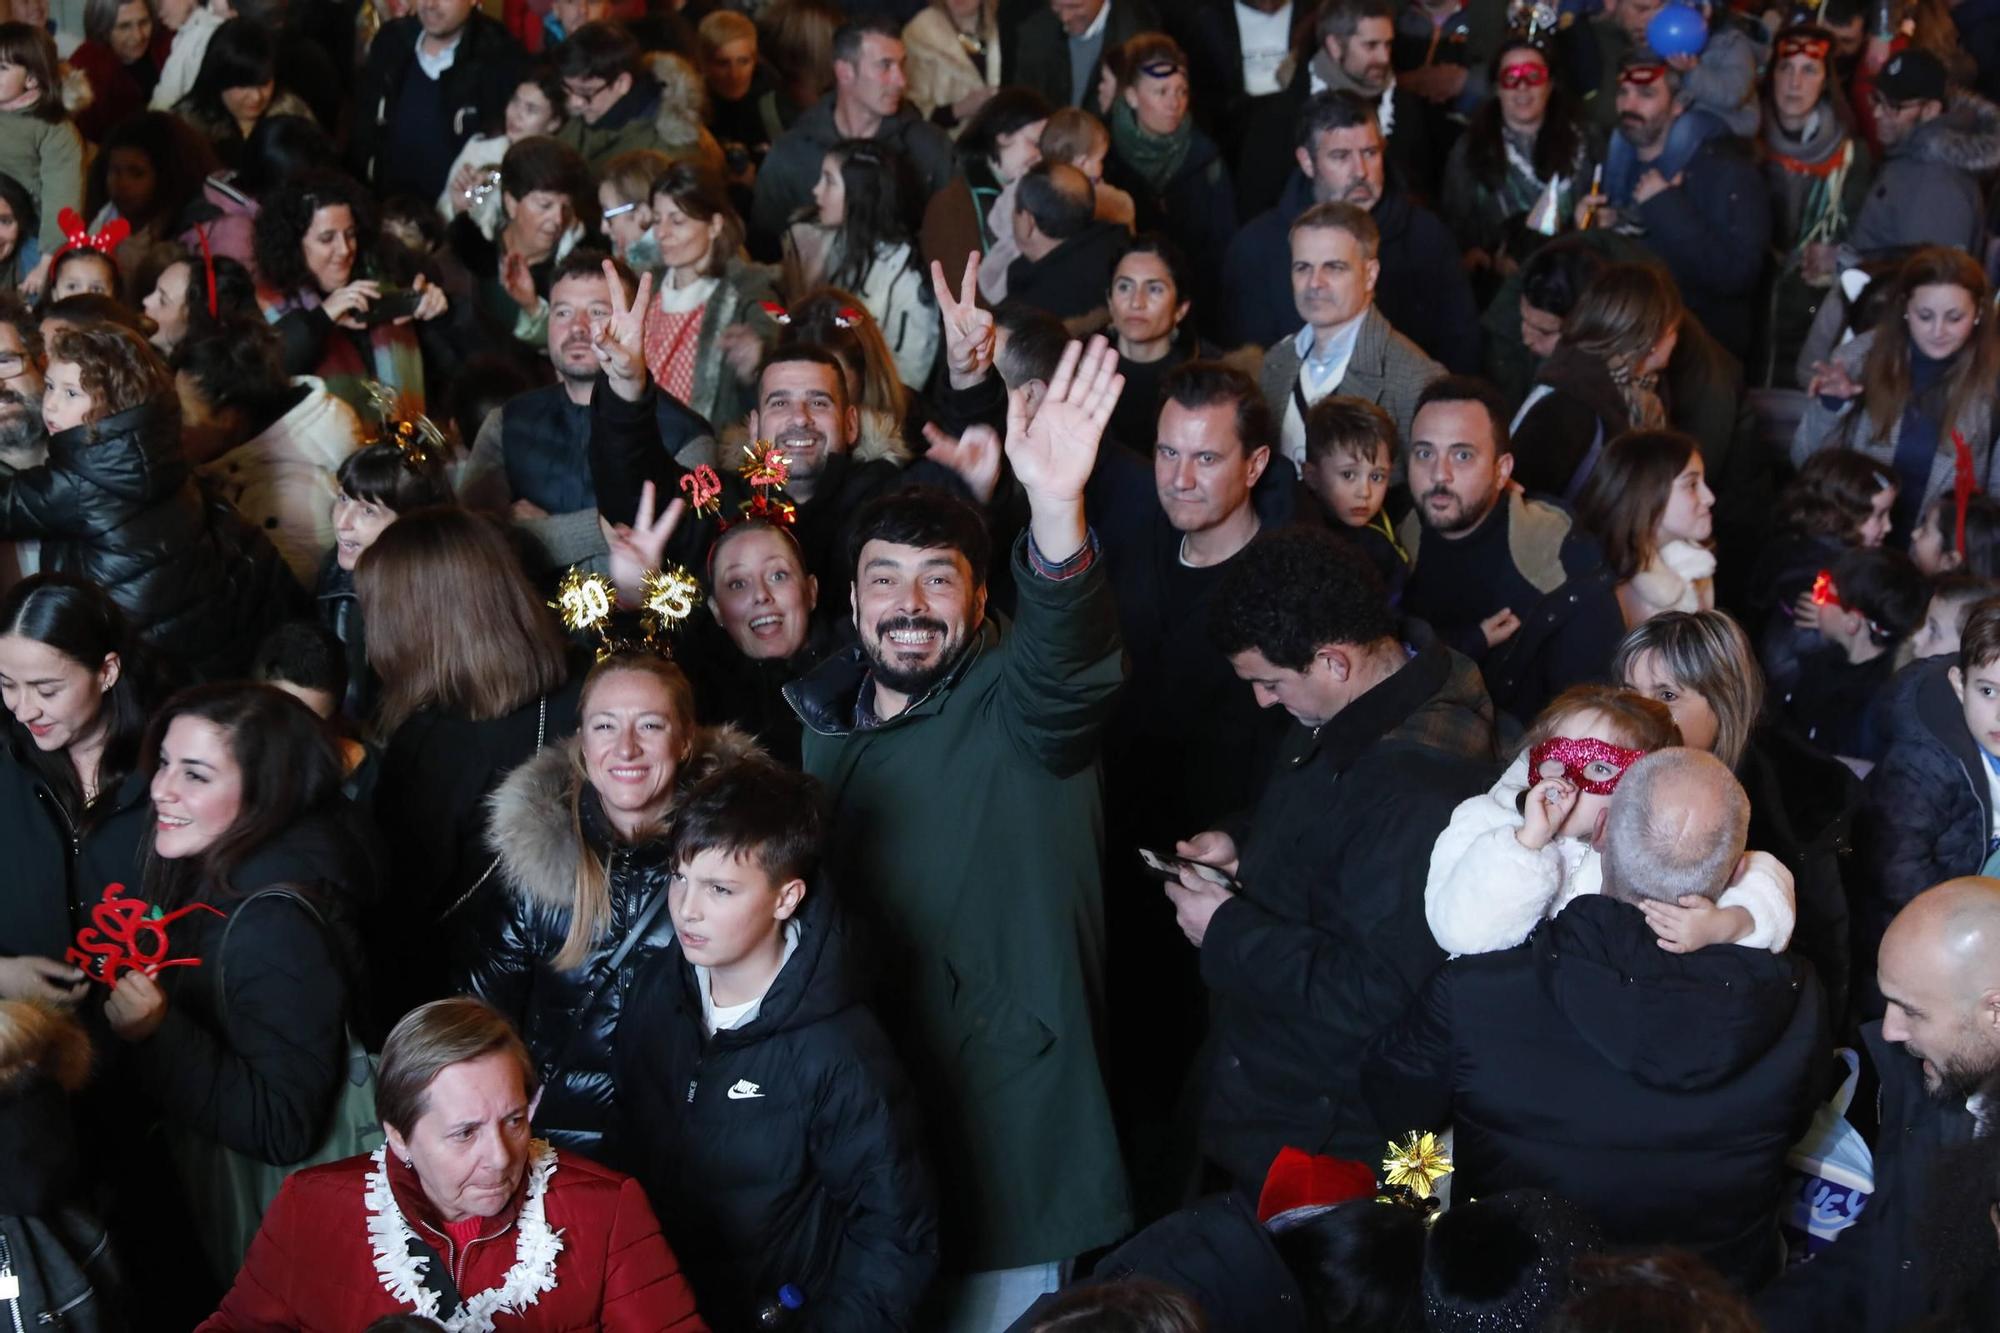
1776, 34, 1831, 61
1499, 62, 1550, 89
1619, 62, 1668, 86
1529, 736, 1647, 795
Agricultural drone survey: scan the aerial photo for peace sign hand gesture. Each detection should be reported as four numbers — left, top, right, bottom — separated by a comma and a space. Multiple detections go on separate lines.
930, 251, 995, 390
1007, 335, 1122, 562
599, 480, 689, 608
593, 258, 655, 403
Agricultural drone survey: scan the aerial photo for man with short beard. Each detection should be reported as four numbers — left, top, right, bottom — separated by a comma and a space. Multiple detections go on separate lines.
1395, 375, 1622, 724
784, 338, 1131, 1330
1761, 877, 2000, 1332
1590, 54, 1770, 363
463, 249, 710, 571
0, 297, 45, 593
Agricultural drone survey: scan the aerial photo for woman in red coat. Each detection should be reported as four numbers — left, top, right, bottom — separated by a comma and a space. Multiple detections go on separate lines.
199, 998, 709, 1332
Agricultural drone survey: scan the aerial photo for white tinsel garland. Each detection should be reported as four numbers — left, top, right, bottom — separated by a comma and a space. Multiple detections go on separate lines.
364, 1139, 566, 1332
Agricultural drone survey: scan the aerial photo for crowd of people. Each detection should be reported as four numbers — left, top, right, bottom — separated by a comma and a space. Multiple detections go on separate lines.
3, 0, 2000, 1325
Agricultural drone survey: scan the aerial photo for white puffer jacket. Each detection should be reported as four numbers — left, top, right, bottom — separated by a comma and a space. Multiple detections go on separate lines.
1425, 752, 1797, 958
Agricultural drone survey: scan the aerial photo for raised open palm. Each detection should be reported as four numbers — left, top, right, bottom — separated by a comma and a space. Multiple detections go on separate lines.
1005, 335, 1122, 505
593, 259, 655, 401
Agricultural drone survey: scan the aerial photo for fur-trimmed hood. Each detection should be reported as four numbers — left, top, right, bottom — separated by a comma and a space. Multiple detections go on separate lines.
645, 51, 709, 152
1900, 93, 2000, 172
484, 723, 760, 912
0, 1001, 90, 1096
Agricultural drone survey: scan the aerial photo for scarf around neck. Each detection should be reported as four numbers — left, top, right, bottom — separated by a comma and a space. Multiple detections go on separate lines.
1110, 98, 1192, 194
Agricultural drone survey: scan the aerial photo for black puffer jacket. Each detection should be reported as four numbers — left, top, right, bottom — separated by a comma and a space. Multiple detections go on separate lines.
616, 873, 937, 1331
460, 726, 757, 1164
0, 401, 300, 678
1855, 658, 1988, 989
1364, 895, 1828, 1289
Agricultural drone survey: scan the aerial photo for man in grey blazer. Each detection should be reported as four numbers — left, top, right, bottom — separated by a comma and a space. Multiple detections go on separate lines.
1259, 201, 1442, 470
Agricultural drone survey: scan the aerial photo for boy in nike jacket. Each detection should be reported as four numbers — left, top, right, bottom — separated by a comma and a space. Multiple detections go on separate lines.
614, 758, 938, 1331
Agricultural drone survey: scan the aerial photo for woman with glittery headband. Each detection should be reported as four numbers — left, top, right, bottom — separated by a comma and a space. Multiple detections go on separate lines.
1425, 683, 1797, 959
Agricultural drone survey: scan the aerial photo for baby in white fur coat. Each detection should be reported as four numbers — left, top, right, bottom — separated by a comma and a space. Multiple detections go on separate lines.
1426, 687, 1795, 958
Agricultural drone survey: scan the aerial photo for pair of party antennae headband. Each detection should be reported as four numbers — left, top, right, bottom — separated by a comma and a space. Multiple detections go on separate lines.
556, 439, 800, 658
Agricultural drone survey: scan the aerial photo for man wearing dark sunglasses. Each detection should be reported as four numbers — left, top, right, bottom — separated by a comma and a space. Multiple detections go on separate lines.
1846, 48, 2000, 259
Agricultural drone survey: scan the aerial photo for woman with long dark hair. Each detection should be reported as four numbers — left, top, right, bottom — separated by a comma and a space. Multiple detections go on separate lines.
99, 681, 375, 1289
251, 168, 449, 414
0, 170, 38, 295
1442, 38, 1595, 278
172, 18, 314, 167
1511, 262, 1683, 500
356, 506, 578, 1016
0, 574, 160, 1001
943, 85, 1049, 251
1576, 430, 1716, 628
1793, 246, 2000, 544
783, 139, 936, 386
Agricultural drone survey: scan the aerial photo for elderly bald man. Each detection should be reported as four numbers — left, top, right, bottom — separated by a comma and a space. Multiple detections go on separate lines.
1365, 749, 1828, 1288
1762, 876, 2000, 1331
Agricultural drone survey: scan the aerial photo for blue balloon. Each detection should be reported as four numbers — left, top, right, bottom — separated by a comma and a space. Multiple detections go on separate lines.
1646, 3, 1708, 58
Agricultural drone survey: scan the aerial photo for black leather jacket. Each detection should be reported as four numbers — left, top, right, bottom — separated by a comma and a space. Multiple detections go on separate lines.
0, 399, 300, 677
459, 726, 756, 1165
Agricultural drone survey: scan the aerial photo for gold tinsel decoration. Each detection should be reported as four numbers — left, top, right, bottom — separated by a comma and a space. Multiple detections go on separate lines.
1382, 1131, 1453, 1202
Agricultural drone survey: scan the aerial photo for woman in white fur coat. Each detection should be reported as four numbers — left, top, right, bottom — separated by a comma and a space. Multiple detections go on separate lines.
1426, 683, 1796, 959
1576, 429, 1716, 630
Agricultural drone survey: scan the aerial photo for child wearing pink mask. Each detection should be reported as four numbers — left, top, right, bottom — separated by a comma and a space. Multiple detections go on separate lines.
1426, 683, 1795, 957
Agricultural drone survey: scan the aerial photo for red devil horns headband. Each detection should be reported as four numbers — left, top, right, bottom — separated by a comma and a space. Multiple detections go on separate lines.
52, 208, 129, 263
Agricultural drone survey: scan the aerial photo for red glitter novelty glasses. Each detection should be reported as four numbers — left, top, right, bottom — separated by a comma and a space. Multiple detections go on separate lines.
1499, 62, 1551, 89
1528, 736, 1647, 796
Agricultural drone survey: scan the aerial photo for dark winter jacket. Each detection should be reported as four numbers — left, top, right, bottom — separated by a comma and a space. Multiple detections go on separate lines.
1758, 1022, 1980, 1331
1007, 0, 1158, 110
1219, 171, 1481, 373
1199, 630, 1496, 1191
1105, 128, 1238, 333
680, 615, 845, 769
1397, 489, 1626, 725
1005, 220, 1127, 322
0, 1002, 119, 1331
1848, 94, 2000, 258
370, 673, 583, 1025
0, 400, 301, 679
313, 556, 372, 723
1626, 133, 1771, 363
461, 728, 757, 1164
1001, 1193, 1308, 1333
750, 96, 957, 245
1857, 656, 1988, 953
784, 539, 1130, 1269
351, 13, 527, 201
616, 875, 937, 1330
1365, 894, 1829, 1289
0, 737, 153, 965
1509, 344, 1634, 501
1740, 722, 1860, 1034
117, 813, 375, 1168
1747, 531, 1843, 697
